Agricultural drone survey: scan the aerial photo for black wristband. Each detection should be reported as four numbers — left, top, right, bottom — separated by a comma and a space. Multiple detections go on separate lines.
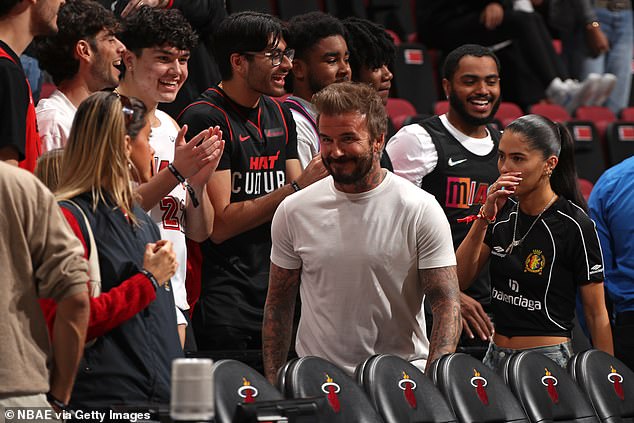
168, 162, 186, 183
291, 180, 301, 192
46, 392, 68, 411
140, 269, 159, 291
167, 163, 200, 207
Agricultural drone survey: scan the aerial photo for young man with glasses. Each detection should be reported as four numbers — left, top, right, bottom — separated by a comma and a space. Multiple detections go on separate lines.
178, 11, 327, 364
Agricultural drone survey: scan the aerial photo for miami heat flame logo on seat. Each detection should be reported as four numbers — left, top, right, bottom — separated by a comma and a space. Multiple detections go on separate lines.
541, 368, 559, 404
470, 369, 488, 405
237, 377, 258, 403
608, 365, 625, 400
321, 374, 341, 413
399, 371, 417, 409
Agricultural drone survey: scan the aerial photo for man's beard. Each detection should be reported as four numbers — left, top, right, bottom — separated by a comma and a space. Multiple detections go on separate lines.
449, 91, 501, 127
323, 149, 374, 185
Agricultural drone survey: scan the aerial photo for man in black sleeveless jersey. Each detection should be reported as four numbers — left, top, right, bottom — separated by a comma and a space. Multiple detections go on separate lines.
284, 11, 350, 169
0, 0, 64, 171
387, 44, 502, 357
178, 12, 328, 360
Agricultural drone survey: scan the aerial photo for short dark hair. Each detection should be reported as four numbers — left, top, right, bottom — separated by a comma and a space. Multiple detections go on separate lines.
286, 11, 346, 60
212, 11, 287, 80
442, 44, 501, 81
313, 81, 387, 141
342, 17, 396, 79
34, 0, 119, 85
0, 0, 20, 17
119, 6, 197, 56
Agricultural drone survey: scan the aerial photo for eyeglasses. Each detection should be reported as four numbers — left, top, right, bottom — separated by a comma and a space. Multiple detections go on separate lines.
243, 48, 295, 67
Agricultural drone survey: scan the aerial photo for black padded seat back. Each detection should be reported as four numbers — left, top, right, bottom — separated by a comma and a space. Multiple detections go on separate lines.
212, 359, 284, 423
279, 356, 384, 422
355, 354, 456, 423
569, 349, 634, 422
606, 122, 634, 166
432, 353, 528, 423
503, 351, 598, 423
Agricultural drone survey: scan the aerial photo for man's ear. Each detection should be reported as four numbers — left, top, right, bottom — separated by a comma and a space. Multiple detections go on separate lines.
75, 39, 92, 62
291, 59, 306, 80
442, 78, 450, 100
374, 134, 385, 153
230, 52, 248, 78
122, 50, 136, 72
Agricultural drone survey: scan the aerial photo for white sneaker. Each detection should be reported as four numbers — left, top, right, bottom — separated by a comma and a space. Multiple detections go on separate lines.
562, 77, 598, 114
589, 73, 617, 107
546, 77, 570, 106
579, 73, 603, 107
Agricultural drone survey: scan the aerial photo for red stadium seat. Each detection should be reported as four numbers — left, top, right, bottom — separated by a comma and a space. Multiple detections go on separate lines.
434, 100, 449, 116
529, 103, 571, 123
575, 106, 616, 141
495, 102, 523, 128
620, 107, 634, 121
578, 178, 594, 202
386, 97, 417, 130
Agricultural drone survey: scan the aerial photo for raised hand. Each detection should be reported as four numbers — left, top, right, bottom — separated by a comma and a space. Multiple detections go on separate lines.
483, 172, 521, 219
143, 239, 177, 286
188, 126, 225, 189
171, 124, 221, 180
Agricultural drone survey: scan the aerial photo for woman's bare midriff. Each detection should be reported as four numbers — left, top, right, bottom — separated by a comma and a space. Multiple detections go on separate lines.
493, 333, 570, 349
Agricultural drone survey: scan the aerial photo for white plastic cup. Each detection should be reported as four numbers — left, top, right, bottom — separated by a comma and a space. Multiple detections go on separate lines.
170, 358, 214, 421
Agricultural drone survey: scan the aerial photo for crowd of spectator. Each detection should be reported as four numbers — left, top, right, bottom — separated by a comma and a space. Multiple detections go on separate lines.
0, 0, 631, 416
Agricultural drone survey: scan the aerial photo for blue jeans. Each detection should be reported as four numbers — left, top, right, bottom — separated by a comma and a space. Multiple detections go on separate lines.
482, 341, 573, 372
582, 8, 634, 113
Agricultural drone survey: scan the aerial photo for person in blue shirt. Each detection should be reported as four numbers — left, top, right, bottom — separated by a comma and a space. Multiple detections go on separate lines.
589, 156, 634, 370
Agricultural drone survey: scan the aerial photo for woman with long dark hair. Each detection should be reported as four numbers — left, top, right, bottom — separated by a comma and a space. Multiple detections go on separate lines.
457, 114, 613, 370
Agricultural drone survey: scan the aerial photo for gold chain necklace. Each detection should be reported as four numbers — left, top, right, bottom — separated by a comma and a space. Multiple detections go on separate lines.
505, 193, 557, 254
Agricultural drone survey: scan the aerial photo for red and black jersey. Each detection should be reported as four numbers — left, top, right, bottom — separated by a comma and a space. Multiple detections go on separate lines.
0, 41, 41, 172
484, 197, 604, 338
178, 86, 298, 335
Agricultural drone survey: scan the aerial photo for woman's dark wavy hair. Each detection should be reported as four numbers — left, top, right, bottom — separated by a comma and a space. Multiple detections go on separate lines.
505, 114, 587, 210
33, 0, 119, 85
342, 17, 395, 78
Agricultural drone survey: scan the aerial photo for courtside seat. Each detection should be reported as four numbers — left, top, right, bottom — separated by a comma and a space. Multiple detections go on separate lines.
429, 353, 528, 423
529, 103, 571, 123
278, 356, 384, 422
569, 349, 634, 422
355, 354, 456, 423
392, 42, 437, 115
606, 122, 634, 165
502, 351, 598, 423
212, 359, 284, 423
565, 121, 606, 182
575, 106, 616, 143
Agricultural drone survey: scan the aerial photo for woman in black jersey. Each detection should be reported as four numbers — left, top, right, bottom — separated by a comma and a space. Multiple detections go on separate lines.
457, 114, 613, 370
